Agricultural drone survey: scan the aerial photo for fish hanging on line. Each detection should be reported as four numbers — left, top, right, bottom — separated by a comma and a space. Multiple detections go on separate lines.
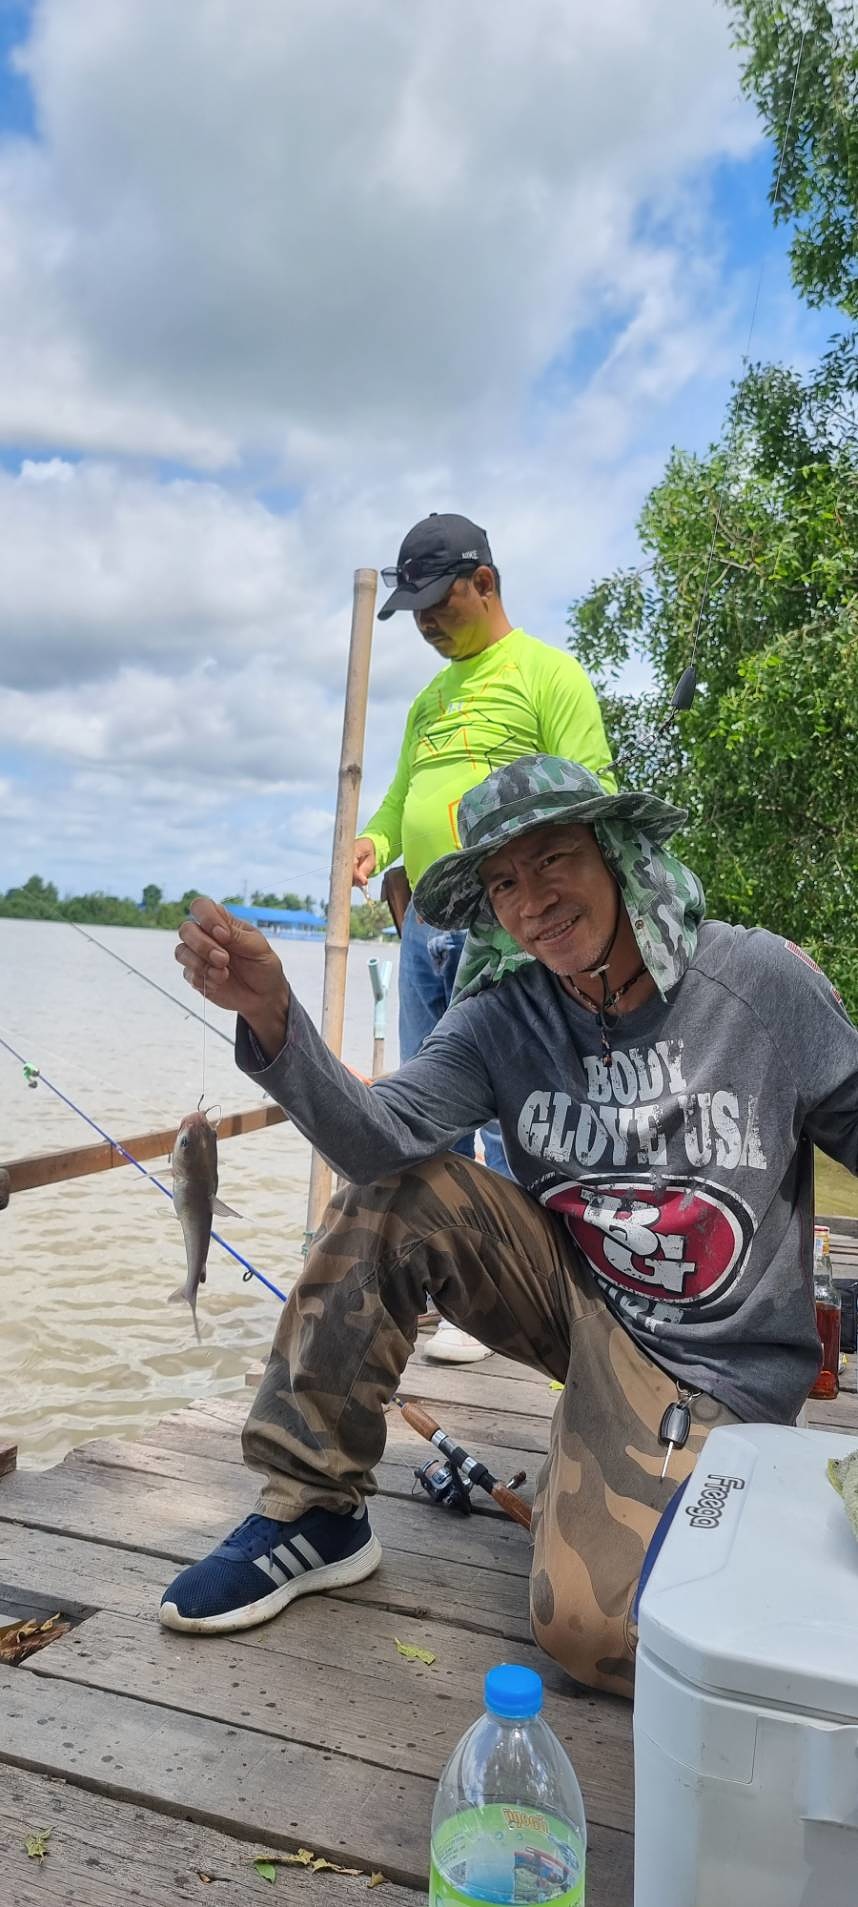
168, 1110, 240, 1339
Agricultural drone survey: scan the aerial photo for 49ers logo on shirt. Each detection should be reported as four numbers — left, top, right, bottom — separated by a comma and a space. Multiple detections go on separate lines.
544, 1176, 755, 1306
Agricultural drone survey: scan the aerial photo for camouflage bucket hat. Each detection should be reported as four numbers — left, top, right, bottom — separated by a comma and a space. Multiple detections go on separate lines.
413, 755, 688, 931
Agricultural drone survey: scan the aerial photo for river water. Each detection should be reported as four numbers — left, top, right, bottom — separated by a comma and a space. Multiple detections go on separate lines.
0, 920, 399, 1468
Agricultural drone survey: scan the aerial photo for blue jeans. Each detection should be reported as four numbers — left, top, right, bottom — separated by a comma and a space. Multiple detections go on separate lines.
398, 904, 512, 1177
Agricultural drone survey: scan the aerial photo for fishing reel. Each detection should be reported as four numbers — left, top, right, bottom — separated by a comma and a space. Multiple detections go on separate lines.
413, 1452, 528, 1518
414, 1454, 473, 1514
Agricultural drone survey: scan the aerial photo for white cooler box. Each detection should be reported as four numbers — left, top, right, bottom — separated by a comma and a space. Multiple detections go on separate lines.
634, 1422, 858, 1907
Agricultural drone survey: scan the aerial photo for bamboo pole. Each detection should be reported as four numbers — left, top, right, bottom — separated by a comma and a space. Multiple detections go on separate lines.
304, 566, 377, 1248
2, 1103, 288, 1196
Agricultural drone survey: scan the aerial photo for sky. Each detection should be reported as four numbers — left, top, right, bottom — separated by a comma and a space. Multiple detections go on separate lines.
0, 0, 839, 906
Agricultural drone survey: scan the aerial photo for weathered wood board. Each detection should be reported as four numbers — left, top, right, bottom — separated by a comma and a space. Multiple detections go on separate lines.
0, 1345, 634, 1903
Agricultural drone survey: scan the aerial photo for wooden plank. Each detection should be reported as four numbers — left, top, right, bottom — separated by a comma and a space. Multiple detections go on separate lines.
0, 1441, 17, 1476
25, 1608, 634, 1833
2, 1102, 288, 1194
0, 1515, 536, 1644
0, 1753, 633, 1907
245, 1357, 559, 1421
149, 1390, 553, 1461
819, 1214, 858, 1240
805, 1397, 858, 1432
398, 1360, 556, 1420
408, 1345, 562, 1387
0, 1665, 433, 1888
0, 1527, 182, 1621
69, 1429, 540, 1518
0, 1668, 633, 1898
0, 1457, 533, 1580
0, 1766, 419, 1907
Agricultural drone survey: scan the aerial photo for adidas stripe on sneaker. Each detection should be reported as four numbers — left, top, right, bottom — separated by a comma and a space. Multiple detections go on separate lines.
159, 1504, 381, 1635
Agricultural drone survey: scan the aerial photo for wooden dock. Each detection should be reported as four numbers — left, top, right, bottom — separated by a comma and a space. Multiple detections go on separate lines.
2, 1322, 857, 1905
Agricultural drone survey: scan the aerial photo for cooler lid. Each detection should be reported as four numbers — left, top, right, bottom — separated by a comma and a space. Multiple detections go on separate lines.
638, 1423, 858, 1720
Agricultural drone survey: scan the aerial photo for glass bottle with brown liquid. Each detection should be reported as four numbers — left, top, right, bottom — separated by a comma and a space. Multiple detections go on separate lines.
809, 1225, 841, 1401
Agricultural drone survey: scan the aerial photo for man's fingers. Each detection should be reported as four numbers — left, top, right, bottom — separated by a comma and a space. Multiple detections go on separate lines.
177, 917, 231, 967
184, 894, 228, 934
174, 940, 229, 989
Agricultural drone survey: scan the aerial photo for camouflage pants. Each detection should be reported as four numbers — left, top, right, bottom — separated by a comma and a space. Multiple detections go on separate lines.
243, 1153, 737, 1698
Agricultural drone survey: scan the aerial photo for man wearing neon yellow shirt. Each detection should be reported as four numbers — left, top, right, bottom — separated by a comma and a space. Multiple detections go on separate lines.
353, 512, 616, 1357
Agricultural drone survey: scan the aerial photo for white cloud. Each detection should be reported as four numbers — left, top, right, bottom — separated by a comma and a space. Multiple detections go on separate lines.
0, 0, 821, 901
0, 0, 756, 464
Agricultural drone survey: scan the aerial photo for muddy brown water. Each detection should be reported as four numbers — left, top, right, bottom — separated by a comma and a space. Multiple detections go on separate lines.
0, 920, 399, 1467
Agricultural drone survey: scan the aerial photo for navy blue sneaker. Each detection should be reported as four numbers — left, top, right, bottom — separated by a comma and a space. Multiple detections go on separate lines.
159, 1505, 382, 1635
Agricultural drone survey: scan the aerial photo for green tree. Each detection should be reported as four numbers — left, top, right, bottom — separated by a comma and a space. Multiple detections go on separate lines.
141, 883, 163, 912
726, 1, 858, 317
349, 899, 393, 941
0, 874, 61, 920
250, 890, 305, 910
568, 354, 858, 1015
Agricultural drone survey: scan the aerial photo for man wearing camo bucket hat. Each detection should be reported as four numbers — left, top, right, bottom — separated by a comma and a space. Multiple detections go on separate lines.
163, 756, 858, 1699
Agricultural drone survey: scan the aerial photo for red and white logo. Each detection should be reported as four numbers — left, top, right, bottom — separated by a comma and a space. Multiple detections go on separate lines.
543, 1176, 755, 1307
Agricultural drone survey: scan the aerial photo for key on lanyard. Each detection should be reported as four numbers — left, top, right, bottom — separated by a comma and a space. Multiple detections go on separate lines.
658, 1390, 698, 1480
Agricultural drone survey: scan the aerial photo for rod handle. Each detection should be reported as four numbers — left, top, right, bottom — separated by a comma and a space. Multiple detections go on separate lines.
397, 1397, 439, 1442
491, 1484, 533, 1531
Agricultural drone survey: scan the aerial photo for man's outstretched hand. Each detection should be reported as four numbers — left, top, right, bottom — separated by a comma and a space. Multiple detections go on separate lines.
175, 897, 291, 1060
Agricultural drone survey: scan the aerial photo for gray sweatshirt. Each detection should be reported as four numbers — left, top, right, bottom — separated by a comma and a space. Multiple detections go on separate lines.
238, 921, 858, 1424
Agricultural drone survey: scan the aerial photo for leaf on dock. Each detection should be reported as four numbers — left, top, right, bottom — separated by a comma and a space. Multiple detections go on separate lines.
24, 1828, 52, 1862
394, 1637, 436, 1665
252, 1848, 366, 1880
1, 1614, 69, 1665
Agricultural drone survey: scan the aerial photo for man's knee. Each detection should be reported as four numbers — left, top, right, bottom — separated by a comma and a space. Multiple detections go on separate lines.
325, 1152, 489, 1247
530, 1555, 640, 1701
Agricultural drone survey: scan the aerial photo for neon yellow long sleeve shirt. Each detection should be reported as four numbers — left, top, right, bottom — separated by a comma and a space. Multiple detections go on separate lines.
360, 628, 617, 887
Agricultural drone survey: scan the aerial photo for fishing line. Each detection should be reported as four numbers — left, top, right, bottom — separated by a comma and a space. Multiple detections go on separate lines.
68, 920, 233, 1047
665, 18, 809, 724
0, 1032, 289, 1306
199, 968, 209, 1112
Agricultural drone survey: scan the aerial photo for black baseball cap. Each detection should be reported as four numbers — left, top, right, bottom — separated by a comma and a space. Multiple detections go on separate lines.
378, 513, 493, 620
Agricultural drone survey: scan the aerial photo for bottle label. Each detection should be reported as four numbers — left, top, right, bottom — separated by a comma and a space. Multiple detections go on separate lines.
430, 1803, 585, 1904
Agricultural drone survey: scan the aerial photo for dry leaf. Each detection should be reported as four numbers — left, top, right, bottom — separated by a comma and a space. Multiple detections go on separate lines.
1, 1614, 69, 1665
252, 1849, 365, 1880
394, 1637, 436, 1665
368, 1873, 386, 1888
197, 1875, 213, 1885
24, 1828, 52, 1862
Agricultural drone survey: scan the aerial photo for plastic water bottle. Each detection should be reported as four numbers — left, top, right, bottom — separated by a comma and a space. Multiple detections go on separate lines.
430, 1663, 586, 1904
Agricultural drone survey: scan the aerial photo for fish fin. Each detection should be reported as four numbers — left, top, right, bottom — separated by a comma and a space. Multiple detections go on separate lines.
212, 1197, 241, 1218
168, 1286, 187, 1305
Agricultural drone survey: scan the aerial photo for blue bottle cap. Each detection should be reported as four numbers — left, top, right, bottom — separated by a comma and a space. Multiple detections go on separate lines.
484, 1664, 543, 1719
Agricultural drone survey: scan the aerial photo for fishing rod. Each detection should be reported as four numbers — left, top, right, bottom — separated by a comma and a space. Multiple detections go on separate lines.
69, 917, 372, 1088
0, 1032, 288, 1305
68, 920, 234, 1045
395, 1395, 532, 1531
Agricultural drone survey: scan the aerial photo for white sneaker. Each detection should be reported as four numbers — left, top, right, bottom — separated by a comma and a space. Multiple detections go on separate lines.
424, 1318, 493, 1363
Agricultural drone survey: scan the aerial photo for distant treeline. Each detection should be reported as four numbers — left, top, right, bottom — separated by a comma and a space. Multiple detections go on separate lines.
1, 875, 392, 940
